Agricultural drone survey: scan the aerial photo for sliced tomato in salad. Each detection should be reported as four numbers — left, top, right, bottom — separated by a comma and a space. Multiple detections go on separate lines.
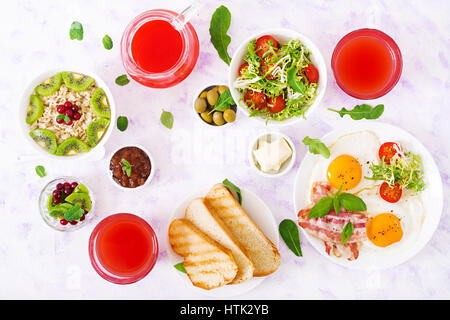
259, 59, 277, 80
379, 182, 402, 203
238, 62, 249, 76
267, 95, 286, 113
379, 142, 401, 164
304, 64, 319, 83
255, 35, 279, 58
244, 90, 267, 110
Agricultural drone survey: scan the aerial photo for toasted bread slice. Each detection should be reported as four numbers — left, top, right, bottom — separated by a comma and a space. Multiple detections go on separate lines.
168, 218, 238, 290
185, 198, 254, 284
205, 183, 281, 276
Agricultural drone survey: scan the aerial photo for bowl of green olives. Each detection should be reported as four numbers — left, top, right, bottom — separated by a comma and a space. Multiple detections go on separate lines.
193, 84, 237, 127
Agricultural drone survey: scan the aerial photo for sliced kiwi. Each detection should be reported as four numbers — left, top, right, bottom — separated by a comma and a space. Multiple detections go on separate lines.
29, 129, 58, 154
65, 192, 92, 211
49, 203, 74, 219
90, 88, 111, 118
61, 71, 95, 92
56, 137, 90, 156
26, 94, 44, 124
86, 118, 110, 147
47, 195, 56, 212
35, 73, 63, 96
73, 184, 89, 194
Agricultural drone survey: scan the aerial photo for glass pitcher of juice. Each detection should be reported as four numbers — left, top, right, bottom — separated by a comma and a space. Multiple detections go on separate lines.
121, 7, 200, 88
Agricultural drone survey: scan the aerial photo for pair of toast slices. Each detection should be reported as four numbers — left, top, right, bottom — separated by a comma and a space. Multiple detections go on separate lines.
169, 183, 281, 290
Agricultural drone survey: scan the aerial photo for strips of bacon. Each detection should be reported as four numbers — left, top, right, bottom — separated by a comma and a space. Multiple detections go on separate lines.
297, 182, 368, 261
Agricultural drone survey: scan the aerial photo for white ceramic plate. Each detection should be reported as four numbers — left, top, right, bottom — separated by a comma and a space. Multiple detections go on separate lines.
293, 122, 443, 269
228, 28, 327, 127
166, 185, 279, 297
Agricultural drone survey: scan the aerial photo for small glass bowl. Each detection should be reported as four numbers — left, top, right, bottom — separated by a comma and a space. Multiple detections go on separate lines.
38, 177, 95, 231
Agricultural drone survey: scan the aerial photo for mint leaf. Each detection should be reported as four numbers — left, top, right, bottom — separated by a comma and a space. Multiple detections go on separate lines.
102, 35, 113, 50
209, 5, 232, 65
115, 75, 130, 86
302, 136, 330, 159
69, 21, 83, 41
160, 109, 173, 129
64, 204, 84, 221
117, 116, 128, 132
35, 165, 46, 178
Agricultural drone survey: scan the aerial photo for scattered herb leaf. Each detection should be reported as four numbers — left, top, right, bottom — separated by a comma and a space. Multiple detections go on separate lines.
287, 68, 306, 95
341, 222, 354, 245
117, 116, 128, 132
209, 89, 235, 114
121, 158, 133, 177
328, 104, 384, 120
64, 204, 85, 221
308, 197, 333, 218
102, 35, 113, 50
115, 75, 130, 86
160, 109, 173, 129
302, 136, 330, 159
279, 219, 302, 257
174, 262, 186, 273
209, 5, 232, 65
222, 178, 242, 204
35, 165, 46, 178
69, 21, 84, 41
308, 187, 366, 218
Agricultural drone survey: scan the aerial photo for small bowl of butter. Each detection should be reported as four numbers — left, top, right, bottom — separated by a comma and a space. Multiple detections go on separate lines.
249, 132, 296, 177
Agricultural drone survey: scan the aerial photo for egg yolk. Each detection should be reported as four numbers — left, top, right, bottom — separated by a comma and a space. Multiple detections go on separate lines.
367, 213, 403, 247
326, 155, 362, 190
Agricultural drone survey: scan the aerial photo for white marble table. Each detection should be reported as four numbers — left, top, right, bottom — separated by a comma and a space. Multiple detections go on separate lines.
0, 0, 448, 299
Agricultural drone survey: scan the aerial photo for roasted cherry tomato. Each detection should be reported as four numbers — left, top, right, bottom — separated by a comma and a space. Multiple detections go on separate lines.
238, 62, 249, 76
259, 59, 277, 80
379, 182, 402, 203
304, 64, 319, 83
244, 90, 267, 110
267, 95, 286, 113
255, 35, 279, 58
379, 142, 401, 164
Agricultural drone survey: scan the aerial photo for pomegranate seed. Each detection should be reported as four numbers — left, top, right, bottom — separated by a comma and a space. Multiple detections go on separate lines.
71, 105, 78, 112
64, 187, 73, 195
60, 219, 68, 225
52, 190, 60, 197
73, 112, 81, 120
80, 215, 85, 222
71, 182, 78, 189
56, 118, 64, 124
69, 220, 78, 225
53, 197, 61, 205
64, 109, 73, 118
63, 182, 70, 187
57, 106, 65, 114
65, 119, 73, 126
84, 210, 88, 215
64, 101, 72, 108
56, 183, 64, 190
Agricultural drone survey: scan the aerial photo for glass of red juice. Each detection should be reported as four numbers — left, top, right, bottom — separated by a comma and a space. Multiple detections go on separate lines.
121, 8, 199, 88
331, 28, 402, 99
89, 213, 159, 284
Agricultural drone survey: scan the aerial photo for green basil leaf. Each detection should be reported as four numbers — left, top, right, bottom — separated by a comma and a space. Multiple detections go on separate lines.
117, 116, 128, 132
328, 104, 384, 120
35, 165, 46, 178
279, 219, 302, 257
64, 204, 85, 221
308, 197, 333, 218
338, 193, 367, 212
160, 109, 174, 129
302, 136, 330, 159
209, 5, 232, 65
341, 222, 354, 245
115, 75, 130, 86
209, 89, 234, 113
222, 178, 242, 204
333, 197, 341, 215
174, 262, 186, 273
287, 68, 306, 95
102, 35, 113, 50
69, 21, 83, 41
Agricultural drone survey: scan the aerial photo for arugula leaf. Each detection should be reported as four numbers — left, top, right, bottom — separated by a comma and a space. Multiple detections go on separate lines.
279, 219, 302, 257
174, 262, 186, 273
117, 116, 128, 132
222, 179, 242, 204
209, 89, 235, 114
328, 104, 384, 120
102, 35, 113, 50
209, 5, 232, 65
64, 204, 85, 221
115, 75, 130, 86
35, 165, 46, 178
302, 136, 330, 159
341, 222, 354, 245
160, 109, 174, 129
69, 21, 83, 40
287, 68, 306, 95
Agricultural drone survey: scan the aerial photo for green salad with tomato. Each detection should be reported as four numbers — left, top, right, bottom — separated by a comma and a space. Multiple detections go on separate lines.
234, 35, 319, 122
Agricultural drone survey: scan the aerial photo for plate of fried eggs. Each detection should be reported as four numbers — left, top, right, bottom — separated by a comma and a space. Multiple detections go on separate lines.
293, 122, 443, 269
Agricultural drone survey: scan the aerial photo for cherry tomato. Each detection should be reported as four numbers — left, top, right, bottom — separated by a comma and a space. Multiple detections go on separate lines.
244, 90, 267, 110
259, 59, 277, 80
238, 63, 249, 76
379, 182, 402, 203
304, 64, 319, 83
255, 35, 279, 58
267, 95, 286, 113
379, 142, 401, 164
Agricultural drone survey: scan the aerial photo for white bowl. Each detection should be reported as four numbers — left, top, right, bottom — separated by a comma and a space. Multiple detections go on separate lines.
228, 28, 327, 126
249, 131, 296, 177
19, 68, 116, 161
107, 144, 155, 191
192, 83, 238, 128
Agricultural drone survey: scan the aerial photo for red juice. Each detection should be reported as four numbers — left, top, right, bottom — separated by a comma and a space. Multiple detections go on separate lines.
131, 19, 183, 73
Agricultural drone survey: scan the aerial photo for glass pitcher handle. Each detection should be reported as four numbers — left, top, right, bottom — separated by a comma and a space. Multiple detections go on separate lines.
172, 1, 202, 30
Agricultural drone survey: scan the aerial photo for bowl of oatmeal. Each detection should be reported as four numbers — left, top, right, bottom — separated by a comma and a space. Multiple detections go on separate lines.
19, 68, 116, 160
